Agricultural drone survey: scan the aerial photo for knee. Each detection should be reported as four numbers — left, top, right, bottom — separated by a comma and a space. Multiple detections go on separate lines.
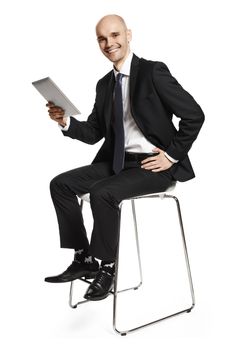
50, 173, 67, 193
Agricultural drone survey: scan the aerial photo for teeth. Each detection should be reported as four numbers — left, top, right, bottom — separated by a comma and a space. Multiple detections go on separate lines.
107, 48, 118, 53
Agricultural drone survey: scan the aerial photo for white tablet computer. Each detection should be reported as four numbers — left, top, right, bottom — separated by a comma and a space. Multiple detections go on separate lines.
32, 77, 80, 116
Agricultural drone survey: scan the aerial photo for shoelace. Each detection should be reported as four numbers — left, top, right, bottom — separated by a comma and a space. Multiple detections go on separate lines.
93, 269, 112, 288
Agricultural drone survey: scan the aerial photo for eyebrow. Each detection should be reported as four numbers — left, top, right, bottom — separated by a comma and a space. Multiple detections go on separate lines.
97, 31, 120, 40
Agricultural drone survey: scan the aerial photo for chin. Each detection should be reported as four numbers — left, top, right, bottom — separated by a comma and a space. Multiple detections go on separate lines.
106, 56, 119, 64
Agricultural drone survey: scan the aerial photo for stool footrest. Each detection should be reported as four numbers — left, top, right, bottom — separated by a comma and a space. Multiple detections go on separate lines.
114, 305, 195, 336
69, 279, 143, 309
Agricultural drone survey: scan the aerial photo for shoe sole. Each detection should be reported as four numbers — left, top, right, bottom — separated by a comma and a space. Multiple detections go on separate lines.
84, 291, 113, 301
45, 270, 99, 283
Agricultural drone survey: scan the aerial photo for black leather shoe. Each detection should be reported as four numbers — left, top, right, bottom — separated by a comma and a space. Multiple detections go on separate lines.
83, 268, 114, 301
44, 259, 99, 283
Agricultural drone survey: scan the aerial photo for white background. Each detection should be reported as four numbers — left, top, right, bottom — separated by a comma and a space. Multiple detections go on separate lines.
0, 0, 233, 348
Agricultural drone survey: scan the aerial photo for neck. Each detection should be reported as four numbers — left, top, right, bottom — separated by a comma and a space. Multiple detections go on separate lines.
113, 49, 130, 71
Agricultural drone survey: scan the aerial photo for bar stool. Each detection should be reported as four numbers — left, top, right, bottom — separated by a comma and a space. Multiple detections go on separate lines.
69, 182, 195, 335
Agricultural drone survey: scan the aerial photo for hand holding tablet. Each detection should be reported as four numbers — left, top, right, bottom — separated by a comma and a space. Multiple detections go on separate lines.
46, 101, 67, 127
32, 77, 81, 117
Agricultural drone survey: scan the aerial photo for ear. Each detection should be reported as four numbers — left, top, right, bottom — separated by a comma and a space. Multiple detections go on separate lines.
127, 29, 132, 42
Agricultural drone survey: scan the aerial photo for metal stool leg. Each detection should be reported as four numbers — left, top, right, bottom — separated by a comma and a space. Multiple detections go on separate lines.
113, 200, 143, 335
113, 195, 195, 336
69, 278, 92, 308
69, 199, 144, 309
131, 200, 143, 289
166, 194, 195, 308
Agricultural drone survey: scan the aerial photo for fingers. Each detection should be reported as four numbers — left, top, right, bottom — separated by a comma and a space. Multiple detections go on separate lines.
48, 106, 64, 115
49, 112, 65, 122
151, 167, 163, 172
141, 150, 160, 166
141, 157, 161, 171
141, 152, 172, 172
46, 101, 54, 107
46, 101, 65, 120
46, 101, 63, 113
152, 147, 161, 153
141, 155, 157, 165
49, 109, 64, 117
141, 155, 159, 168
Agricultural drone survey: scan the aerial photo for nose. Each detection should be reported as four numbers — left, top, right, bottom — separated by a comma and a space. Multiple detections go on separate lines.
106, 36, 114, 48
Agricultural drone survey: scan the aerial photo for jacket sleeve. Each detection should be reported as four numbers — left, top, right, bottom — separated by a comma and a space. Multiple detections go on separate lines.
152, 62, 205, 160
62, 82, 104, 145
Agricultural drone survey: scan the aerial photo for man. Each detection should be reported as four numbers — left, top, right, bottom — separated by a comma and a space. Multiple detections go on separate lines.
45, 14, 204, 301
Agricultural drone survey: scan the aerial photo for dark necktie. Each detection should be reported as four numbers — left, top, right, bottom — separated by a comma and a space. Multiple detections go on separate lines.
113, 73, 125, 174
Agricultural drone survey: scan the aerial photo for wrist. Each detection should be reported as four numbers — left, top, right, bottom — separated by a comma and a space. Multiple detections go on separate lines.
59, 116, 67, 127
58, 116, 70, 131
164, 152, 178, 164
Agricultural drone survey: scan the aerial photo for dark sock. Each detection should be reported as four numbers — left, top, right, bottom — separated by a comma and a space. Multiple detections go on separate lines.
74, 249, 93, 264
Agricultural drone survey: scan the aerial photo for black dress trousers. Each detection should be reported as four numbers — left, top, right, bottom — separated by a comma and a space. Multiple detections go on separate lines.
50, 160, 175, 261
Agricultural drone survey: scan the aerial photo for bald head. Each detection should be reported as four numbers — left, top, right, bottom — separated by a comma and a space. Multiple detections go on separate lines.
96, 15, 128, 33
95, 14, 132, 70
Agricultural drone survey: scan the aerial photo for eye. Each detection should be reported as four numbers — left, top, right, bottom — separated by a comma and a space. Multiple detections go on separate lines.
97, 37, 106, 43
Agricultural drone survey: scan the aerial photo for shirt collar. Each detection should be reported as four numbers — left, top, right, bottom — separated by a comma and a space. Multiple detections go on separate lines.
113, 52, 133, 78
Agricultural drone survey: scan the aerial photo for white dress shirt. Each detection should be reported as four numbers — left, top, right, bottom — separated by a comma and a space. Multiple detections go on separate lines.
60, 52, 178, 163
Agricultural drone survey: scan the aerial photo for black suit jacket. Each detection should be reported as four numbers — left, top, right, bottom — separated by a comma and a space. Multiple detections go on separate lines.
63, 54, 205, 182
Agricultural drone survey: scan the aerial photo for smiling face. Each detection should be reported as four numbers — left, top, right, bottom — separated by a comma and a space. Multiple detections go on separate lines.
96, 15, 132, 70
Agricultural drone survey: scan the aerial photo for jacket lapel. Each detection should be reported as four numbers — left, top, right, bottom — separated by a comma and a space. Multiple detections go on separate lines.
104, 71, 115, 131
130, 54, 140, 102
